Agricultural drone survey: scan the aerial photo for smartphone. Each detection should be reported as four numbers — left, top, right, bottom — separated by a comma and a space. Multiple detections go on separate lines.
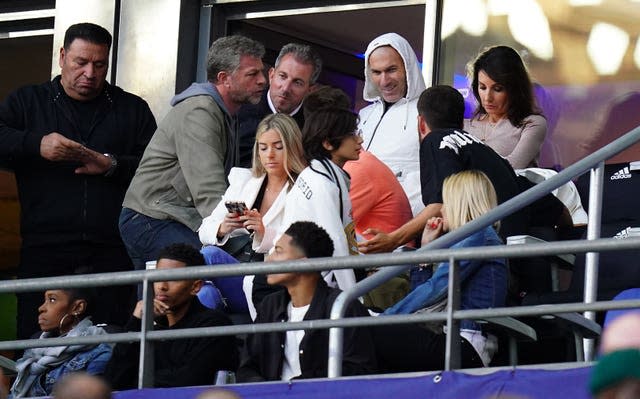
224, 201, 248, 214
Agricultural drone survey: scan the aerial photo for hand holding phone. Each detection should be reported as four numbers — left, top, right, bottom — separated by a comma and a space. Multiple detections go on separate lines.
218, 201, 248, 237
225, 201, 248, 215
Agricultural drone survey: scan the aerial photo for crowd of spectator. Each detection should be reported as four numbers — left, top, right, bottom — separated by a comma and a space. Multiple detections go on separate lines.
3, 18, 605, 397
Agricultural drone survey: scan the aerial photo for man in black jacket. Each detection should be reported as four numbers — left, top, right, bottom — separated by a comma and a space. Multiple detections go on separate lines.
104, 243, 238, 389
237, 221, 377, 382
0, 22, 156, 339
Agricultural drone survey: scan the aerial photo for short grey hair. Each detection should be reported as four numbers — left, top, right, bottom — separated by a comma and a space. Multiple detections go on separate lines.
274, 43, 322, 84
207, 35, 265, 83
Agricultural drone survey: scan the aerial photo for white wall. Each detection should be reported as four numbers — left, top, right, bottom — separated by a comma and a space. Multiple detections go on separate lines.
51, 0, 116, 78
116, 0, 182, 122
51, 0, 182, 122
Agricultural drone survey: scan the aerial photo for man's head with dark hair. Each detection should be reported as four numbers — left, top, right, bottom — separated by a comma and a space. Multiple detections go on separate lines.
268, 43, 322, 115
417, 85, 465, 130
156, 243, 205, 266
206, 35, 265, 83
266, 222, 334, 288
205, 35, 267, 113
275, 44, 323, 85
63, 23, 112, 50
59, 23, 112, 101
284, 221, 334, 259
153, 244, 204, 324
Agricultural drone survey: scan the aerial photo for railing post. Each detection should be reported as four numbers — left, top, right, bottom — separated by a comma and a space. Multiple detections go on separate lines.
445, 256, 461, 370
138, 276, 155, 388
328, 324, 344, 378
583, 162, 604, 361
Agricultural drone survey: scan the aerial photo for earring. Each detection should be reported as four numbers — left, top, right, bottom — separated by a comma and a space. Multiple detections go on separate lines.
59, 313, 70, 331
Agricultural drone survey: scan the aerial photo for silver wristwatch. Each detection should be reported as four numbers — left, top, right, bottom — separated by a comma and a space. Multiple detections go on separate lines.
103, 153, 118, 177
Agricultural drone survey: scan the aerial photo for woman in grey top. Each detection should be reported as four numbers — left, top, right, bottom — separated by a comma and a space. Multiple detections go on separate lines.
464, 45, 547, 169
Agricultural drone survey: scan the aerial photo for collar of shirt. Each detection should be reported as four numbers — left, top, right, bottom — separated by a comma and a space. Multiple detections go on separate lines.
267, 88, 303, 116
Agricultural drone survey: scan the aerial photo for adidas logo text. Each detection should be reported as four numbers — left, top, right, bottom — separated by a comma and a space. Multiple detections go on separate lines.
611, 167, 632, 180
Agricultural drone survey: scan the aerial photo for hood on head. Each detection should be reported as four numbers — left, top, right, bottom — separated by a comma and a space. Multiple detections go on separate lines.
362, 32, 426, 103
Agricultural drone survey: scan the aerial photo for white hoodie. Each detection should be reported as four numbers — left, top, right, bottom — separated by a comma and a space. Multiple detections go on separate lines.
278, 158, 357, 290
358, 33, 426, 217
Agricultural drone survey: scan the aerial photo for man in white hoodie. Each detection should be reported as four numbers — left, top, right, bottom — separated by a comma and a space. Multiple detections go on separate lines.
357, 32, 426, 252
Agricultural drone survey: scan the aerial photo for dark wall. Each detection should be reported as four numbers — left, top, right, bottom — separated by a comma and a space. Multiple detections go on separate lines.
0, 34, 53, 273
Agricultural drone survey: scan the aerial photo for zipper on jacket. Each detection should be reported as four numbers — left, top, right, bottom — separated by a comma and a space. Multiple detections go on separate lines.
82, 177, 88, 240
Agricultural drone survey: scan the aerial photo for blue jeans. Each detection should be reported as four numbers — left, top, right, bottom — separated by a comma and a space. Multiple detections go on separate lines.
119, 208, 202, 271
199, 246, 248, 314
396, 246, 433, 292
409, 265, 433, 292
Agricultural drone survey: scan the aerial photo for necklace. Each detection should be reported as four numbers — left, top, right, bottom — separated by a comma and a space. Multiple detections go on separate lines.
481, 117, 502, 142
265, 180, 287, 193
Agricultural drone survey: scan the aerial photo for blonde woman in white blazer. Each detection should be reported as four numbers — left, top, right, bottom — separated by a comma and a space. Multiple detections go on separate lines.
199, 114, 307, 318
199, 167, 290, 253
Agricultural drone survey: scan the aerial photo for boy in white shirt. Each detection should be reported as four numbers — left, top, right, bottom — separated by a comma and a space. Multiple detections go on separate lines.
237, 221, 377, 381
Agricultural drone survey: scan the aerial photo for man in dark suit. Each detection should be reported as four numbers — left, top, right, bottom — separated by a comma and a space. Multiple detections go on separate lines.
237, 43, 322, 166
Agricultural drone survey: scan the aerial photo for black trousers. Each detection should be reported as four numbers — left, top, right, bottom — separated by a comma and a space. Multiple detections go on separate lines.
16, 242, 136, 340
372, 323, 484, 372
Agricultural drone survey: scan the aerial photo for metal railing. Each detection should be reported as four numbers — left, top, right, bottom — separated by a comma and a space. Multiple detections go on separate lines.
327, 124, 640, 376
0, 124, 638, 387
2, 237, 640, 385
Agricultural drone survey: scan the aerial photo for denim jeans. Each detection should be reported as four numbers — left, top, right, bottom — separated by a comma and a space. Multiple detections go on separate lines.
396, 246, 433, 292
199, 246, 249, 314
409, 265, 433, 292
384, 226, 508, 331
119, 207, 202, 276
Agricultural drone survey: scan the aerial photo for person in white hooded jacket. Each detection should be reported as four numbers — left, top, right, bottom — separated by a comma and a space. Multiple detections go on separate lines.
278, 107, 363, 290
358, 32, 426, 221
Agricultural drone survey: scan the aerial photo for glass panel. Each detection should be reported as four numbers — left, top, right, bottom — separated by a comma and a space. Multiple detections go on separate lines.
438, 0, 640, 169
0, 34, 53, 275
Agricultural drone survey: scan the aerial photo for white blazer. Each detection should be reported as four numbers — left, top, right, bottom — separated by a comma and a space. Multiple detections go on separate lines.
198, 167, 289, 253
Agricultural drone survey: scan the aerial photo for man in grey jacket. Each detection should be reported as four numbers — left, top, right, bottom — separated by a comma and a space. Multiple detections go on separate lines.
120, 35, 266, 271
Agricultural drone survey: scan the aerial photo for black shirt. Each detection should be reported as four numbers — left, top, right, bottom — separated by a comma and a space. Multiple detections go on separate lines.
65, 91, 102, 142
104, 298, 238, 389
419, 128, 528, 238
576, 162, 640, 226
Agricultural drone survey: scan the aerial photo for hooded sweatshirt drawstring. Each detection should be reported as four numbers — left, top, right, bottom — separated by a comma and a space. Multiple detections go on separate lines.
402, 99, 409, 132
